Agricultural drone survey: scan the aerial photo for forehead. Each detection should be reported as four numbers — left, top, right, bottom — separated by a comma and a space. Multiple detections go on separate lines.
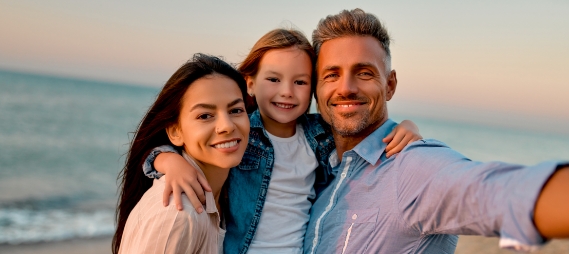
182, 75, 242, 108
317, 36, 386, 72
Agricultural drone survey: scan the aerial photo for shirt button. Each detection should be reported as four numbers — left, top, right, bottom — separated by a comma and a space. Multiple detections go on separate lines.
352, 214, 358, 220
313, 239, 317, 245
341, 172, 347, 178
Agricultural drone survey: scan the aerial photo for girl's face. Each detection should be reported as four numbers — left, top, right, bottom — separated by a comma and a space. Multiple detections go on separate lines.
246, 47, 312, 136
167, 74, 249, 170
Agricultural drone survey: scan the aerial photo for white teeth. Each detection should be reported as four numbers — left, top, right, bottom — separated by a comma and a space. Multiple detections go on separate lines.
214, 140, 238, 149
338, 104, 353, 108
275, 103, 294, 109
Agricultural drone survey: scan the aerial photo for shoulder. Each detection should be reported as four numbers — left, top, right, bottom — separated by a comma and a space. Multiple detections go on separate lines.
394, 139, 471, 175
139, 179, 202, 224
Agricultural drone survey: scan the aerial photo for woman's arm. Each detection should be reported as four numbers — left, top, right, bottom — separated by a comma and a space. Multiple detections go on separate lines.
383, 119, 423, 158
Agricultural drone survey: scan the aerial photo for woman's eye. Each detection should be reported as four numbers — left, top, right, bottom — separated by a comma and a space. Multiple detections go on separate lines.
267, 77, 279, 82
230, 108, 245, 114
197, 114, 213, 120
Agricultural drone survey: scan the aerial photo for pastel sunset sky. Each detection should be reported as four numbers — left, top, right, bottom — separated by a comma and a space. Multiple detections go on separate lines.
1, 0, 568, 134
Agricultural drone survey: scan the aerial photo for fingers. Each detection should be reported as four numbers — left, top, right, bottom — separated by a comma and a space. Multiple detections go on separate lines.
385, 130, 405, 156
197, 172, 212, 192
190, 176, 206, 205
382, 130, 395, 144
162, 184, 173, 207
172, 186, 184, 211
181, 185, 204, 214
386, 141, 407, 158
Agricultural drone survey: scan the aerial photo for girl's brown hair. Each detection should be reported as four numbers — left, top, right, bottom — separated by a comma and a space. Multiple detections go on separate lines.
112, 53, 247, 254
238, 29, 316, 112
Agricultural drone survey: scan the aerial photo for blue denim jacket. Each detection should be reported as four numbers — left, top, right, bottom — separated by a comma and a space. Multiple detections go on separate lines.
143, 110, 336, 254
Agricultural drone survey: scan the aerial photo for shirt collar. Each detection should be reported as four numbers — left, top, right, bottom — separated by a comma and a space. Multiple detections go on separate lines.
328, 119, 397, 167
352, 119, 397, 166
181, 151, 218, 214
249, 110, 264, 130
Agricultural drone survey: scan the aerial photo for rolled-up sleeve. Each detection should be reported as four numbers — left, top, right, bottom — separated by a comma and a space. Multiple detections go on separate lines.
143, 145, 179, 179
395, 139, 566, 251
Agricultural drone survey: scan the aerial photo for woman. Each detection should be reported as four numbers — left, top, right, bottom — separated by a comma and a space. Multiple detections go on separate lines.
112, 53, 250, 254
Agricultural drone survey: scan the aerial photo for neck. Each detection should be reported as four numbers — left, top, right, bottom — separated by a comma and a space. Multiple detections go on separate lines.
260, 113, 297, 138
332, 117, 387, 162
199, 163, 230, 209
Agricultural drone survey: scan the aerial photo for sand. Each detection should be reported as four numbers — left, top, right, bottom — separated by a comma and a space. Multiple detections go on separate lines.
1, 236, 567, 253
0, 237, 112, 254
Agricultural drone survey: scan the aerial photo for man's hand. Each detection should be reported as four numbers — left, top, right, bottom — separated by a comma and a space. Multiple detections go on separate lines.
534, 166, 569, 238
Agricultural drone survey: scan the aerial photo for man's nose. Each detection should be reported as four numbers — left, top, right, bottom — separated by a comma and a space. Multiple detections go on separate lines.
336, 76, 358, 96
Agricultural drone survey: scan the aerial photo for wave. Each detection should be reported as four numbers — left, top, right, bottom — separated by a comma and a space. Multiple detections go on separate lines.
0, 207, 114, 245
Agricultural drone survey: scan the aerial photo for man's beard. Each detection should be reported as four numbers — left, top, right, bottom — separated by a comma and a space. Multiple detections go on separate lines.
328, 110, 372, 137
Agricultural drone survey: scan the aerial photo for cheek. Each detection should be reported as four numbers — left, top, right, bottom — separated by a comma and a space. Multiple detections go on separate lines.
182, 124, 211, 148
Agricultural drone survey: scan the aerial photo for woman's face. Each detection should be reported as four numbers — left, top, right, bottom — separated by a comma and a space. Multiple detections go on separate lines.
169, 74, 249, 169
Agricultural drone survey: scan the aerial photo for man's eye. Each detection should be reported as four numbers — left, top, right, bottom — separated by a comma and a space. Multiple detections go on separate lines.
358, 72, 374, 78
267, 77, 279, 82
323, 73, 339, 81
197, 114, 213, 120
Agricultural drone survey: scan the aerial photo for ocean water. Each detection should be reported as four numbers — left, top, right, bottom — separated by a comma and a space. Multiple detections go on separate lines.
0, 69, 568, 245
0, 70, 157, 244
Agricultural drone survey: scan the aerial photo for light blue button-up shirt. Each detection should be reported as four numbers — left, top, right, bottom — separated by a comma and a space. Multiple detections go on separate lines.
304, 119, 562, 253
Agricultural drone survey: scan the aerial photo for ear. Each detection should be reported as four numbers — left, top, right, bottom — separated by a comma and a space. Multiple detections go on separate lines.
165, 124, 184, 147
386, 70, 397, 101
245, 76, 255, 95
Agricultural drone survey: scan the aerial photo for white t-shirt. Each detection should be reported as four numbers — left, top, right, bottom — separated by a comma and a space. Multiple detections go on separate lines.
247, 124, 318, 254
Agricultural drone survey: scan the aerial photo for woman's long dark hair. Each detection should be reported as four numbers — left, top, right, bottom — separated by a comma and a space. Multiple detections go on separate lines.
112, 53, 247, 254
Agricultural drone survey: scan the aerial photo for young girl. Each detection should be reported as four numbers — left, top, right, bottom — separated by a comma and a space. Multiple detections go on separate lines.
113, 54, 250, 254
143, 29, 422, 253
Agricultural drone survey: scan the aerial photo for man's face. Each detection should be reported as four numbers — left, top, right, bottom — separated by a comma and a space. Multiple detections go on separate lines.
316, 35, 397, 137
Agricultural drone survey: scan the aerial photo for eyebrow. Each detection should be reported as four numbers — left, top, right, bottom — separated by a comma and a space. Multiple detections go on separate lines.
190, 98, 244, 112
353, 62, 377, 70
322, 65, 340, 72
227, 98, 244, 108
263, 70, 311, 79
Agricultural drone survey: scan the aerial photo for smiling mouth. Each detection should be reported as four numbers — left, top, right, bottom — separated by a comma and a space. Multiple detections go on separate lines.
331, 102, 365, 107
273, 102, 296, 109
213, 140, 239, 149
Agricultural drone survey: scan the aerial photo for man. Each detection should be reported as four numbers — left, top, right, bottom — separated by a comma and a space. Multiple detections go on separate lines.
303, 8, 569, 253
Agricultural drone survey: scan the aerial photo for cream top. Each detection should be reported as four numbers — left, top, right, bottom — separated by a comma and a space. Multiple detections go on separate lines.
119, 153, 224, 254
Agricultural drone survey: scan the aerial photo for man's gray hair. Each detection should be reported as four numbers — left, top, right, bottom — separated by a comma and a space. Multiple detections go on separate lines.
312, 8, 392, 71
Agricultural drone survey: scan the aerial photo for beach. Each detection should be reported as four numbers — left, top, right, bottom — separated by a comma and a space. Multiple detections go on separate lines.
1, 71, 568, 253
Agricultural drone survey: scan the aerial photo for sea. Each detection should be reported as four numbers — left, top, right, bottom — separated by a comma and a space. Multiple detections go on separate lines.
0, 69, 568, 245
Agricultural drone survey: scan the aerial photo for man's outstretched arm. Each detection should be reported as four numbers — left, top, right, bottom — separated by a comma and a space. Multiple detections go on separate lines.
534, 166, 569, 238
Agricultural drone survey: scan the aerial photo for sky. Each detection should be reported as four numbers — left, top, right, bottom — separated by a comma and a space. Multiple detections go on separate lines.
1, 0, 568, 134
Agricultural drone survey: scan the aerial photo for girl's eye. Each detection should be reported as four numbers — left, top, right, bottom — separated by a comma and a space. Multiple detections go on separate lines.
294, 80, 308, 85
197, 114, 213, 120
230, 107, 245, 114
267, 77, 279, 82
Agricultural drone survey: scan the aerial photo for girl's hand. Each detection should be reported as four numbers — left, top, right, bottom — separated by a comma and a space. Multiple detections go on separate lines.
383, 120, 423, 158
154, 152, 212, 213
